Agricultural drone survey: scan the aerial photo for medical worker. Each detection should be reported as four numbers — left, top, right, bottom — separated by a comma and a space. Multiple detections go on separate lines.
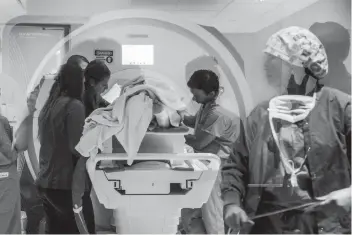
71, 60, 111, 233
36, 63, 93, 234
182, 69, 239, 234
15, 55, 89, 233
0, 114, 21, 233
222, 27, 351, 234
83, 59, 111, 117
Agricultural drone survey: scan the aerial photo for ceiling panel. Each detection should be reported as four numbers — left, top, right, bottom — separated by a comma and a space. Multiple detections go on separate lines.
234, 0, 284, 3
169, 10, 218, 24
171, 10, 218, 18
217, 2, 279, 21
130, 0, 179, 10
215, 0, 319, 33
177, 0, 233, 11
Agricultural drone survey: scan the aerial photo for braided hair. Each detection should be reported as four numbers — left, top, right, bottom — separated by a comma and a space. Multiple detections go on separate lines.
38, 63, 84, 142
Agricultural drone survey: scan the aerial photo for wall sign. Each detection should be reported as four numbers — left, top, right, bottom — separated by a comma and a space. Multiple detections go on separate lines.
95, 49, 114, 64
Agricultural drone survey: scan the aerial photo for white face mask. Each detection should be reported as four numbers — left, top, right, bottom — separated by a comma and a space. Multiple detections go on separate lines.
268, 93, 316, 123
267, 93, 316, 187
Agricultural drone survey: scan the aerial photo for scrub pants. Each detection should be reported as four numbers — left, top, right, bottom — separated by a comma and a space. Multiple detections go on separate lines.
38, 188, 95, 234
0, 163, 21, 234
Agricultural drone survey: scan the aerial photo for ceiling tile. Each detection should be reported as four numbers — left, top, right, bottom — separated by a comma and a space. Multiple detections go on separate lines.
171, 10, 218, 18
130, 0, 179, 10
177, 0, 233, 11
234, 0, 284, 3
169, 10, 218, 24
217, 2, 278, 21
177, 4, 228, 11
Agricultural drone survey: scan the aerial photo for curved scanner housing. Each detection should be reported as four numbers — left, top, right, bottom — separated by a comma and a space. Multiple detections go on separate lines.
87, 153, 220, 234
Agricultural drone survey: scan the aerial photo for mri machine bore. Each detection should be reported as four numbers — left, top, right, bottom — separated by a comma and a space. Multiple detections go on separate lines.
2, 9, 252, 234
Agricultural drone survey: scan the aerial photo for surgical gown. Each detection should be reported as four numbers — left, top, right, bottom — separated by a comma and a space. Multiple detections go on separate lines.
221, 87, 351, 234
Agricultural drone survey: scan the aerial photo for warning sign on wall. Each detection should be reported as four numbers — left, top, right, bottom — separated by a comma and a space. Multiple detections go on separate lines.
95, 50, 114, 64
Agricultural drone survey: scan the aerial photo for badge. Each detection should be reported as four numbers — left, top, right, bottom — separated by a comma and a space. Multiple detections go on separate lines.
0, 172, 9, 178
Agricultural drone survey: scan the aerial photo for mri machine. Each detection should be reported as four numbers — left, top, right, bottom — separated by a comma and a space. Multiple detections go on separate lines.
2, 9, 253, 234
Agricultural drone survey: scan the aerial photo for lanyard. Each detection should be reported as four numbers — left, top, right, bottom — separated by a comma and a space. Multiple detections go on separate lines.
267, 93, 316, 187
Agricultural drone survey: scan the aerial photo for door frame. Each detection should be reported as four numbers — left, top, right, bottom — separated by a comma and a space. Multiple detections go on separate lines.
2, 23, 71, 74
2, 23, 71, 181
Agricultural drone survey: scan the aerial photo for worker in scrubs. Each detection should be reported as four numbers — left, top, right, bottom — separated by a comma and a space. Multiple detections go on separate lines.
181, 69, 239, 234
71, 60, 111, 234
83, 59, 111, 117
14, 55, 89, 233
222, 26, 351, 234
0, 114, 21, 233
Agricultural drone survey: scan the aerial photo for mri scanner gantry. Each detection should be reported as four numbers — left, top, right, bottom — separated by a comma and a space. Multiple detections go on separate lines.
2, 9, 253, 234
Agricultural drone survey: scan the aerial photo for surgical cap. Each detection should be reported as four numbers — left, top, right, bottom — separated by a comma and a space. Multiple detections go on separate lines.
264, 26, 328, 79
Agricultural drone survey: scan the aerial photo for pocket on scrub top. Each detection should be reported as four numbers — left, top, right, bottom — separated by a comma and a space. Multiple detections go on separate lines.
0, 173, 18, 213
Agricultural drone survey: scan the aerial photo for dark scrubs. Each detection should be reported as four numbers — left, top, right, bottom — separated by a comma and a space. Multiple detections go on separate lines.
0, 115, 21, 234
36, 96, 95, 234
75, 84, 110, 232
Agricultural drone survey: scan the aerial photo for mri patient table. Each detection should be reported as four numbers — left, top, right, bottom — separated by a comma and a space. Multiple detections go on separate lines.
87, 153, 220, 234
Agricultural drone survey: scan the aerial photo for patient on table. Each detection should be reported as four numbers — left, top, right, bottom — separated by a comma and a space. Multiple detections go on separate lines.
75, 75, 190, 167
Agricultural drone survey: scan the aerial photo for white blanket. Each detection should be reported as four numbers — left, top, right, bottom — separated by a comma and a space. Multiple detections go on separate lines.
75, 78, 186, 165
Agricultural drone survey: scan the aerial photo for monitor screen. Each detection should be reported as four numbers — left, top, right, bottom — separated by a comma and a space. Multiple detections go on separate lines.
122, 45, 154, 65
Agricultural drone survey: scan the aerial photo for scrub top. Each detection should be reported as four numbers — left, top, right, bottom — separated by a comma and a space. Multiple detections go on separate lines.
183, 101, 239, 234
0, 115, 21, 234
193, 101, 239, 158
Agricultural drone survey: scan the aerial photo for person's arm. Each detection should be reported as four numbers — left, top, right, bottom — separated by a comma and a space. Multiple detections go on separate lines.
185, 131, 216, 151
72, 157, 90, 234
66, 101, 88, 220
66, 100, 86, 156
0, 116, 18, 165
72, 157, 88, 207
183, 115, 196, 128
344, 97, 351, 166
186, 110, 227, 150
221, 118, 249, 207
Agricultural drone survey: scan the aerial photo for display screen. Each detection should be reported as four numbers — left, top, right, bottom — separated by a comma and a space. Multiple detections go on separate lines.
122, 45, 154, 65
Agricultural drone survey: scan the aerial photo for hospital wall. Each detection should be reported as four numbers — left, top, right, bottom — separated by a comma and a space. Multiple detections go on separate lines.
224, 0, 351, 106
68, 22, 240, 115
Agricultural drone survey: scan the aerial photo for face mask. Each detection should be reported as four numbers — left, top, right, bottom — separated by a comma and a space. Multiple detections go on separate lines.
268, 93, 316, 123
267, 93, 316, 187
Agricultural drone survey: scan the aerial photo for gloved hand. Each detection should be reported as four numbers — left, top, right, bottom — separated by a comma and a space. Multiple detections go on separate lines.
224, 204, 254, 232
